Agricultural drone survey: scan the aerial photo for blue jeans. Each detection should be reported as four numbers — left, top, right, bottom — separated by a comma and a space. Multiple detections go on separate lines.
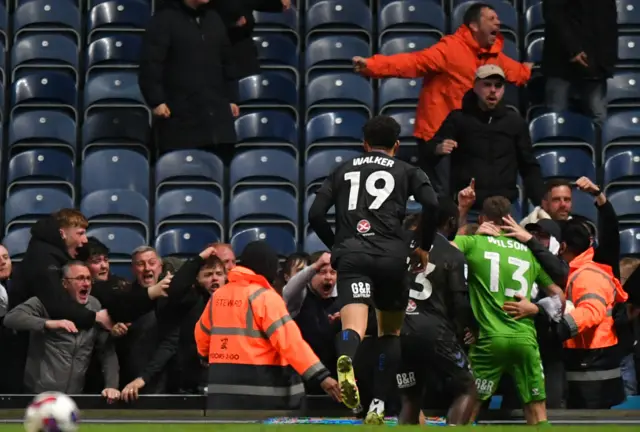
621, 353, 638, 397
544, 77, 607, 127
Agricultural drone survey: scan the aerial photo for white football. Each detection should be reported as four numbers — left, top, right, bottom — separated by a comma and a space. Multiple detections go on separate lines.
24, 392, 80, 432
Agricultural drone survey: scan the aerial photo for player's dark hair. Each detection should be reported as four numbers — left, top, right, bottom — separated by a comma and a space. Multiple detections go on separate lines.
559, 219, 591, 256
283, 252, 310, 275
544, 178, 571, 197
436, 197, 459, 229
463, 3, 494, 26
481, 196, 511, 224
362, 115, 401, 150
403, 213, 421, 230
76, 236, 109, 262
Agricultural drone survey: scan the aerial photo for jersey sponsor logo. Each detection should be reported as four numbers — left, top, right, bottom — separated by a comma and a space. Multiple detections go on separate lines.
351, 282, 371, 299
406, 299, 417, 313
396, 372, 416, 389
475, 378, 495, 395
356, 219, 371, 233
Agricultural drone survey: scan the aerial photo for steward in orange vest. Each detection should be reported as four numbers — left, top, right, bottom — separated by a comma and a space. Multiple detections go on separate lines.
195, 241, 341, 409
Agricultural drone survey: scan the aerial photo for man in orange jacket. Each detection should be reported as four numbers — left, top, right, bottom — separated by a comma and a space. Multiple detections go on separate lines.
195, 241, 341, 410
353, 3, 531, 165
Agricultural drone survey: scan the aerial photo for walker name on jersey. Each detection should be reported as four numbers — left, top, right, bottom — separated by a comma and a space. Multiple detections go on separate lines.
351, 282, 371, 298
352, 156, 395, 168
487, 237, 530, 252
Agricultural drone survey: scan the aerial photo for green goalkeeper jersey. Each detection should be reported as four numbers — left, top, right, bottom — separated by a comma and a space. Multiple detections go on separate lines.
453, 235, 554, 341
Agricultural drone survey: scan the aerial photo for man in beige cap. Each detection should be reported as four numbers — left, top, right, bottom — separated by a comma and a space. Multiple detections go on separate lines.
422, 64, 544, 217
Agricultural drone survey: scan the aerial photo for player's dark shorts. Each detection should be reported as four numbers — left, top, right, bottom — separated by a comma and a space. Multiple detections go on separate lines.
334, 252, 408, 311
398, 322, 474, 399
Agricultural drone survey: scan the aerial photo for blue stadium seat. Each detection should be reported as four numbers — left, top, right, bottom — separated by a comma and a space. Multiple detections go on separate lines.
571, 189, 598, 223
11, 34, 79, 80
379, 0, 446, 42
524, 3, 544, 47
155, 150, 224, 199
81, 109, 150, 157
0, 2, 7, 46
306, 1, 372, 42
619, 227, 640, 256
305, 149, 360, 190
86, 34, 142, 73
305, 110, 367, 156
84, 71, 147, 114
11, 71, 78, 117
254, 5, 299, 35
155, 189, 224, 239
109, 262, 131, 279
88, 226, 145, 258
609, 189, 640, 225
229, 188, 298, 236
7, 149, 75, 197
607, 72, 640, 107
237, 73, 298, 117
529, 112, 596, 156
229, 149, 298, 195
526, 37, 543, 64
387, 109, 418, 164
305, 35, 370, 76
234, 111, 298, 153
82, 149, 149, 197
306, 73, 373, 118
304, 231, 329, 253
80, 189, 149, 241
379, 34, 439, 55
618, 35, 640, 68
602, 111, 640, 159
604, 148, 640, 192
5, 188, 74, 233
253, 33, 299, 71
304, 193, 335, 227
13, 0, 81, 42
379, 78, 422, 110
2, 227, 31, 259
230, 226, 297, 257
452, 0, 518, 42
535, 149, 596, 181
87, 0, 150, 42
503, 39, 520, 61
155, 226, 221, 257
8, 109, 77, 156
618, 0, 640, 34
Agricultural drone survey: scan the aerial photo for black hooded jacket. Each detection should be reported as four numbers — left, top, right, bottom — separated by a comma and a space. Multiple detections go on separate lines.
424, 90, 545, 208
8, 217, 96, 329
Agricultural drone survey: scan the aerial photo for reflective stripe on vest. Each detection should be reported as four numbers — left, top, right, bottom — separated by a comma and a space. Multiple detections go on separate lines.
566, 368, 621, 382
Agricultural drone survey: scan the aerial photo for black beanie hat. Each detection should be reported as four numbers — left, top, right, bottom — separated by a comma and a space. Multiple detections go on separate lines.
239, 241, 279, 284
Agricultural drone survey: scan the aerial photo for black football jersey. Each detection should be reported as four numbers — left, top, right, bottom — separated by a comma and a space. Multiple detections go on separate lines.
404, 234, 468, 334
315, 151, 433, 258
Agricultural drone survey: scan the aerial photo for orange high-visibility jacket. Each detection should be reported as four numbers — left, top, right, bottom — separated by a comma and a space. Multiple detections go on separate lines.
194, 266, 329, 410
562, 248, 628, 350
361, 26, 531, 141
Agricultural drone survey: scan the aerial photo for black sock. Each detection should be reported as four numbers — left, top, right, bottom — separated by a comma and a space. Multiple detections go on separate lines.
336, 329, 361, 360
372, 335, 402, 403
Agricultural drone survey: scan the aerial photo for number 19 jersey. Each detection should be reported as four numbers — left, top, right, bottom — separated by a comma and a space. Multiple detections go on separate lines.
453, 235, 554, 341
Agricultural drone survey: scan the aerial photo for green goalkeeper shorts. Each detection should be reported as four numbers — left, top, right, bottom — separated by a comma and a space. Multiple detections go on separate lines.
469, 336, 546, 404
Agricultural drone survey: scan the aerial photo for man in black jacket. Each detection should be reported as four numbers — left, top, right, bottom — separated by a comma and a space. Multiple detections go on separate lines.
424, 65, 545, 210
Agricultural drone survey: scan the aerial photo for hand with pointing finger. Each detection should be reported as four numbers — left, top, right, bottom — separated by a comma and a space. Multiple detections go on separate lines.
435, 139, 457, 155
457, 178, 476, 211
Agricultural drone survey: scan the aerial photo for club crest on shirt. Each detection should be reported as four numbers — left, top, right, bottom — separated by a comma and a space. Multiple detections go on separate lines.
356, 219, 371, 233
406, 299, 417, 313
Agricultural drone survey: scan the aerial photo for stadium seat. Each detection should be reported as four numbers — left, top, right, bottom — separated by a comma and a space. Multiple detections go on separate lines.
230, 226, 297, 257
305, 110, 368, 156
86, 34, 142, 73
155, 189, 224, 239
618, 35, 640, 69
253, 4, 299, 35
379, 34, 439, 55
304, 193, 336, 227
11, 34, 79, 80
253, 33, 299, 71
2, 227, 31, 259
229, 149, 298, 196
387, 109, 418, 163
7, 149, 75, 197
379, 0, 446, 42
571, 189, 598, 223
87, 0, 150, 42
609, 189, 640, 225
305, 149, 361, 190
379, 78, 422, 110
503, 39, 520, 61
524, 3, 544, 47
306, 1, 372, 42
526, 37, 543, 64
618, 0, 640, 34
155, 226, 221, 257
80, 189, 150, 241
87, 226, 145, 258
234, 111, 298, 154
602, 111, 640, 159
305, 35, 370, 77
604, 148, 640, 192
529, 112, 596, 156
0, 2, 7, 46
306, 73, 373, 119
237, 73, 298, 118
81, 108, 150, 157
11, 71, 78, 117
535, 149, 596, 181
5, 188, 74, 233
607, 71, 640, 107
8, 109, 77, 156
304, 231, 329, 253
82, 149, 149, 197
13, 0, 81, 42
109, 262, 131, 279
155, 150, 224, 199
229, 188, 298, 236
84, 71, 147, 115
619, 227, 640, 256
452, 0, 518, 42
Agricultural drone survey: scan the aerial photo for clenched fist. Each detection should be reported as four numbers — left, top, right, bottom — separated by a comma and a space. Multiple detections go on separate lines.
352, 56, 368, 73
435, 139, 457, 155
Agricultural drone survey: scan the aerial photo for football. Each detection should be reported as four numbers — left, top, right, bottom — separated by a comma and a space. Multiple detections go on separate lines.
24, 392, 80, 432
